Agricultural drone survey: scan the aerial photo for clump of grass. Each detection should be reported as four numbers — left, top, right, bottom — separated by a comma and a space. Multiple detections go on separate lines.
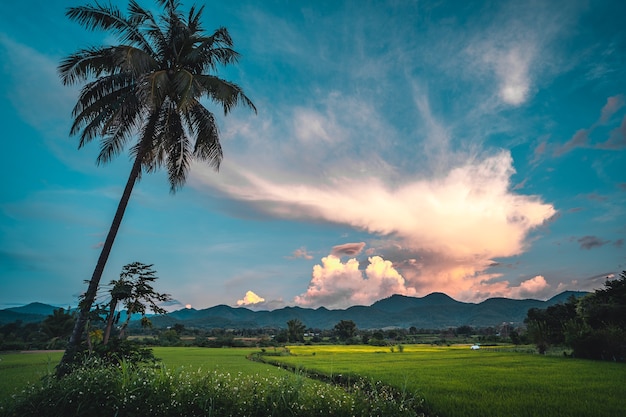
0, 358, 424, 417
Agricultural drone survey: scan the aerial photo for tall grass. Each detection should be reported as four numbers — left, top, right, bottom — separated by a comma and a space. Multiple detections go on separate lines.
0, 348, 425, 417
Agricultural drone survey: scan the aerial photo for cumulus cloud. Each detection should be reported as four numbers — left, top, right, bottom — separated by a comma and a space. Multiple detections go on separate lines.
236, 290, 266, 306
194, 147, 555, 303
294, 254, 416, 309
459, 275, 552, 301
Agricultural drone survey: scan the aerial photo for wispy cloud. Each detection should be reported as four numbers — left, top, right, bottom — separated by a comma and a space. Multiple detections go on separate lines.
600, 95, 625, 123
463, 0, 578, 108
0, 34, 101, 172
555, 95, 626, 155
577, 235, 609, 250
288, 247, 314, 260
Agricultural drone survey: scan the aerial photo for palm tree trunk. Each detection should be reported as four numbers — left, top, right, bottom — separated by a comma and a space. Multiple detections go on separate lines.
57, 152, 145, 376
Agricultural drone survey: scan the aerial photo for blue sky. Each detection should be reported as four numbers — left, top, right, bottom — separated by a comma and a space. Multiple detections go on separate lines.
1, 0, 625, 311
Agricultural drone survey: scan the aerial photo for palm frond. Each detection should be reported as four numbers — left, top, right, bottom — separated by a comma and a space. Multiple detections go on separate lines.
59, 46, 119, 85
195, 75, 256, 114
70, 75, 136, 136
114, 45, 159, 76
66, 3, 153, 54
185, 102, 222, 169
96, 101, 143, 165
62, 0, 253, 179
161, 104, 191, 192
187, 4, 205, 33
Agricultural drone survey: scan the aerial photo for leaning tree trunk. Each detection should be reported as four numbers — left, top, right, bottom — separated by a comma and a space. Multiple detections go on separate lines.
57, 151, 145, 376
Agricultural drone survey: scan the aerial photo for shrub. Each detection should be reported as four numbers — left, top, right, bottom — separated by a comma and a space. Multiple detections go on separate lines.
0, 360, 424, 417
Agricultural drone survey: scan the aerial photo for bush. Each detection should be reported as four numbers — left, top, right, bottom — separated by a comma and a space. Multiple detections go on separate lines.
1, 360, 424, 417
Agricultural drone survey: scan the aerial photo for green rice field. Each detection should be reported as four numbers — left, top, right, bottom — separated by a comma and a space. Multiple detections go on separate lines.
268, 344, 626, 417
1, 346, 625, 417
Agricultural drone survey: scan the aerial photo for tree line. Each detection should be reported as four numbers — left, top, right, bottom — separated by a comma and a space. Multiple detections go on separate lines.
525, 271, 626, 361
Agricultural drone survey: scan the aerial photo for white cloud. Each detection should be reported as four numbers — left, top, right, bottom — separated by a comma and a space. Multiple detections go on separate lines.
455, 274, 552, 302
197, 150, 554, 258
236, 290, 265, 306
294, 254, 416, 309
494, 47, 533, 105
192, 91, 556, 303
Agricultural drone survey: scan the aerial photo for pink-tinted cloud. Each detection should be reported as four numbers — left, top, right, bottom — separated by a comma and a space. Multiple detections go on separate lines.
600, 95, 625, 123
459, 275, 552, 301
555, 129, 589, 156
196, 150, 556, 304
597, 115, 626, 150
555, 95, 626, 155
294, 254, 416, 309
331, 242, 365, 257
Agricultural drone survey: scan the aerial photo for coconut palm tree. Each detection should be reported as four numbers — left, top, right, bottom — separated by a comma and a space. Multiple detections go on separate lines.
57, 0, 255, 374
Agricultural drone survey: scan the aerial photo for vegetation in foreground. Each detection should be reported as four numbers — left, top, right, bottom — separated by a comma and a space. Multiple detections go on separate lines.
266, 344, 626, 417
57, 0, 255, 372
525, 271, 626, 360
0, 348, 425, 417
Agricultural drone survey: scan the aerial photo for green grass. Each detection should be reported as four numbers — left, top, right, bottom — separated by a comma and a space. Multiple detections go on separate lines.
0, 347, 421, 417
0, 352, 63, 399
4, 346, 625, 417
267, 344, 626, 417
153, 346, 283, 373
0, 348, 288, 401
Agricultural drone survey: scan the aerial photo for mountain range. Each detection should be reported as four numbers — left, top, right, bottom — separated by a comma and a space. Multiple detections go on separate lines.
1, 291, 587, 329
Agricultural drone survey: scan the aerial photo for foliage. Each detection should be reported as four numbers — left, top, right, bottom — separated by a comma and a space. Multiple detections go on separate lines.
101, 262, 171, 344
525, 296, 578, 352
1, 357, 423, 417
57, 0, 255, 371
40, 308, 75, 341
0, 308, 75, 351
286, 319, 305, 343
524, 271, 626, 360
80, 339, 158, 367
334, 320, 357, 341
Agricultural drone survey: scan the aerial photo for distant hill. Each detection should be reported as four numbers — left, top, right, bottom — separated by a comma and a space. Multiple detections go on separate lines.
2, 291, 589, 329
142, 290, 589, 330
0, 302, 62, 325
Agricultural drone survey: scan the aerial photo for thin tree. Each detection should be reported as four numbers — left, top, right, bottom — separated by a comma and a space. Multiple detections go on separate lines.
57, 0, 255, 374
102, 262, 170, 345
